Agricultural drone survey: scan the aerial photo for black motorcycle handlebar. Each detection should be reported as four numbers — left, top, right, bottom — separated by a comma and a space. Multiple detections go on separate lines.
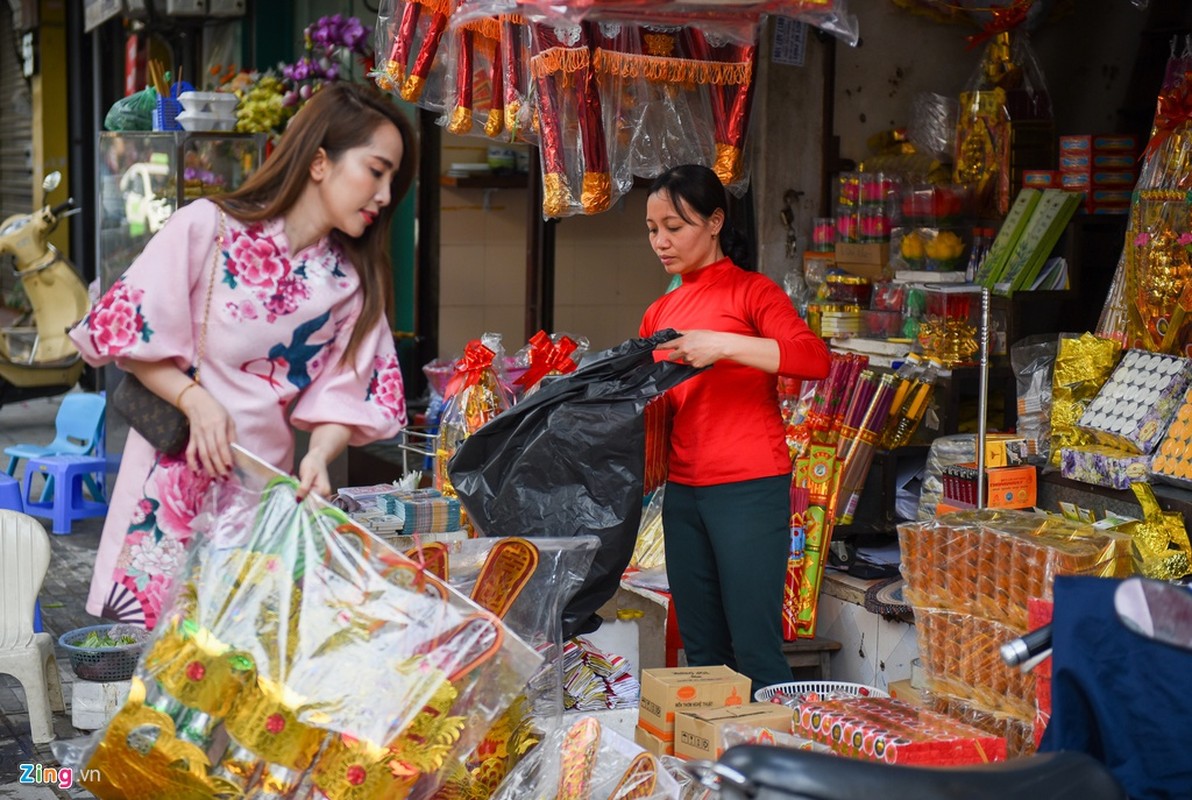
50, 198, 75, 217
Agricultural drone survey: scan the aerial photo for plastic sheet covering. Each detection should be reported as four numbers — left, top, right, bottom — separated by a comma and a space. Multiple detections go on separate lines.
915, 608, 1035, 720
953, 28, 1052, 216
631, 487, 666, 571
55, 447, 541, 800
907, 91, 959, 161
373, 0, 454, 109
1010, 334, 1056, 465
420, 536, 599, 800
452, 1, 859, 46
926, 693, 1036, 759
448, 330, 701, 638
915, 433, 976, 520
490, 715, 681, 800
897, 509, 1134, 631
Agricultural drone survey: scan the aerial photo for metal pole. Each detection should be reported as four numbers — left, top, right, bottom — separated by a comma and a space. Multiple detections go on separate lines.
976, 287, 991, 509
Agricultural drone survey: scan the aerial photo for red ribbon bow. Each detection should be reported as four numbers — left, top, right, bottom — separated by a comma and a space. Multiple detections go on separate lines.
445, 340, 496, 399
965, 0, 1031, 50
1144, 71, 1192, 159
516, 332, 579, 388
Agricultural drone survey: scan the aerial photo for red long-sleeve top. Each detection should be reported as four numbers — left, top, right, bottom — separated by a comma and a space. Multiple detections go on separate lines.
640, 258, 831, 486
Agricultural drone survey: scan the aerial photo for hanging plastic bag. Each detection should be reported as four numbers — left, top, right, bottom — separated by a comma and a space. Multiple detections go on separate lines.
436, 333, 514, 496
447, 330, 701, 638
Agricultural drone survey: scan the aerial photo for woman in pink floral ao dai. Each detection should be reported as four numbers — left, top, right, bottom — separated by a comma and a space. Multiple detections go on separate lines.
69, 83, 417, 628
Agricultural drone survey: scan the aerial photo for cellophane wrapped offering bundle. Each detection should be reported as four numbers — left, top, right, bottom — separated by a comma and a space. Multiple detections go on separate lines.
1076, 349, 1192, 454
795, 696, 1006, 765
490, 715, 681, 800
374, 0, 455, 107
67, 470, 541, 800
897, 509, 1134, 631
1011, 335, 1056, 464
423, 536, 601, 800
1097, 45, 1192, 346
1059, 445, 1151, 490
1048, 332, 1121, 467
953, 26, 1052, 217
436, 334, 514, 497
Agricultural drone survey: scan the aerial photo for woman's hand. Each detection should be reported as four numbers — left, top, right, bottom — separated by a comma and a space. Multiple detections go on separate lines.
295, 423, 352, 501
180, 386, 236, 478
296, 451, 332, 501
655, 329, 783, 373
656, 330, 733, 368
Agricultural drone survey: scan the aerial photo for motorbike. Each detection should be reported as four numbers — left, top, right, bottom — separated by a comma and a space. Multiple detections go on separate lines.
684, 575, 1192, 800
0, 171, 91, 408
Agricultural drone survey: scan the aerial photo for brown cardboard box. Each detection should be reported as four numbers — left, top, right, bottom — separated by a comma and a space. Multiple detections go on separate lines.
834, 242, 890, 281
638, 666, 751, 741
635, 724, 674, 757
674, 703, 796, 761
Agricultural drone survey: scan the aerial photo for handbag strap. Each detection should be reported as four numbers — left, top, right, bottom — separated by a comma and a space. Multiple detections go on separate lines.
193, 210, 225, 384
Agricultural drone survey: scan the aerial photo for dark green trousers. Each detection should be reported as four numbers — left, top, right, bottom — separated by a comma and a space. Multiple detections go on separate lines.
662, 474, 793, 694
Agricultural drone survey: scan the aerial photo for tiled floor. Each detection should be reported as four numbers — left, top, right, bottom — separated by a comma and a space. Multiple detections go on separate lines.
1, 396, 106, 799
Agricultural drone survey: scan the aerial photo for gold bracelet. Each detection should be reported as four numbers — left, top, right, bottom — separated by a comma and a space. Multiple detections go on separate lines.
174, 382, 199, 409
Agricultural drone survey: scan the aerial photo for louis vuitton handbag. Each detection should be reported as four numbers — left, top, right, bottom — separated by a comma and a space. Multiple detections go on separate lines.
110, 211, 224, 456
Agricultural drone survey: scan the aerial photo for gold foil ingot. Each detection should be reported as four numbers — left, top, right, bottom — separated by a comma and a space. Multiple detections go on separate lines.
222, 676, 324, 771
713, 143, 743, 186
542, 172, 574, 218
581, 172, 612, 215
1123, 483, 1192, 579
504, 100, 522, 138
145, 621, 254, 718
484, 108, 503, 139
447, 106, 474, 135
401, 75, 427, 103
81, 677, 220, 800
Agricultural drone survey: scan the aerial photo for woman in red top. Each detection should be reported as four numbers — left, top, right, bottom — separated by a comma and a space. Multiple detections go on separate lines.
640, 164, 831, 692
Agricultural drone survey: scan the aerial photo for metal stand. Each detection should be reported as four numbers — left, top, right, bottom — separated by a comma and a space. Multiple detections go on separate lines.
976, 288, 991, 509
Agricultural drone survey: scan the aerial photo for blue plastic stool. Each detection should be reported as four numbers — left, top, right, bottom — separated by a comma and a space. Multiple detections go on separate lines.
0, 473, 22, 512
21, 455, 109, 535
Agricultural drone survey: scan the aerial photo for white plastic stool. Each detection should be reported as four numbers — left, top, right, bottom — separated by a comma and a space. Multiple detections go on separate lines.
0, 510, 66, 743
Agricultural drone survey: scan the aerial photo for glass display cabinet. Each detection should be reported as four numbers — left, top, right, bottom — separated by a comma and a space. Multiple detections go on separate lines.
95, 132, 267, 451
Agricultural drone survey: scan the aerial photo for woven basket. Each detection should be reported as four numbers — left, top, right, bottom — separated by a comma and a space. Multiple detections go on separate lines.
755, 680, 889, 704
58, 624, 151, 682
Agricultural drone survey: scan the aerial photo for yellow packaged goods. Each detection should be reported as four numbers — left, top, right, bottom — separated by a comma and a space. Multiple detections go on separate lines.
915, 608, 1035, 720
897, 509, 1133, 630
1118, 483, 1192, 580
637, 666, 750, 741
673, 703, 796, 761
1049, 333, 1121, 467
1151, 386, 1192, 491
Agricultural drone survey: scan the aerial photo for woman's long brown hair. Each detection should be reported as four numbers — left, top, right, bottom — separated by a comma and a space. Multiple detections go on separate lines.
211, 82, 417, 366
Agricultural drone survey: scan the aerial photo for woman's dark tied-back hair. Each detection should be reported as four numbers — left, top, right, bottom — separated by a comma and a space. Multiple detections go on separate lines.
649, 164, 752, 268
211, 82, 418, 367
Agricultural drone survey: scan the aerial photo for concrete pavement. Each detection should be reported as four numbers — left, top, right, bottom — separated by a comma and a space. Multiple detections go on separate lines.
1, 394, 105, 799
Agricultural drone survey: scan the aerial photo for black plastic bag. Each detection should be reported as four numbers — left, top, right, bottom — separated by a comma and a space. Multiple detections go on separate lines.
448, 330, 701, 638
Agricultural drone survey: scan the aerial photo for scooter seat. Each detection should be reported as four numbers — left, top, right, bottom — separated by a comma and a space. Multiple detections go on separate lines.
714, 745, 1125, 800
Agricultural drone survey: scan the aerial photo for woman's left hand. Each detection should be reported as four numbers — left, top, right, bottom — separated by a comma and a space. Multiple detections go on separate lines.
656, 330, 732, 368
296, 451, 332, 501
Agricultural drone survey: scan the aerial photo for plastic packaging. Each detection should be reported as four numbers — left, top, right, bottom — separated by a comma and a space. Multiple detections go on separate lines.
1010, 334, 1057, 464
632, 487, 666, 571
907, 92, 959, 162
55, 450, 542, 800
103, 88, 157, 132
373, 0, 453, 109
435, 333, 513, 497
898, 509, 1134, 629
490, 714, 681, 800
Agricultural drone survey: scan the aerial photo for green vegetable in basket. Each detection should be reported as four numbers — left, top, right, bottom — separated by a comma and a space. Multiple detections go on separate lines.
80, 631, 138, 648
